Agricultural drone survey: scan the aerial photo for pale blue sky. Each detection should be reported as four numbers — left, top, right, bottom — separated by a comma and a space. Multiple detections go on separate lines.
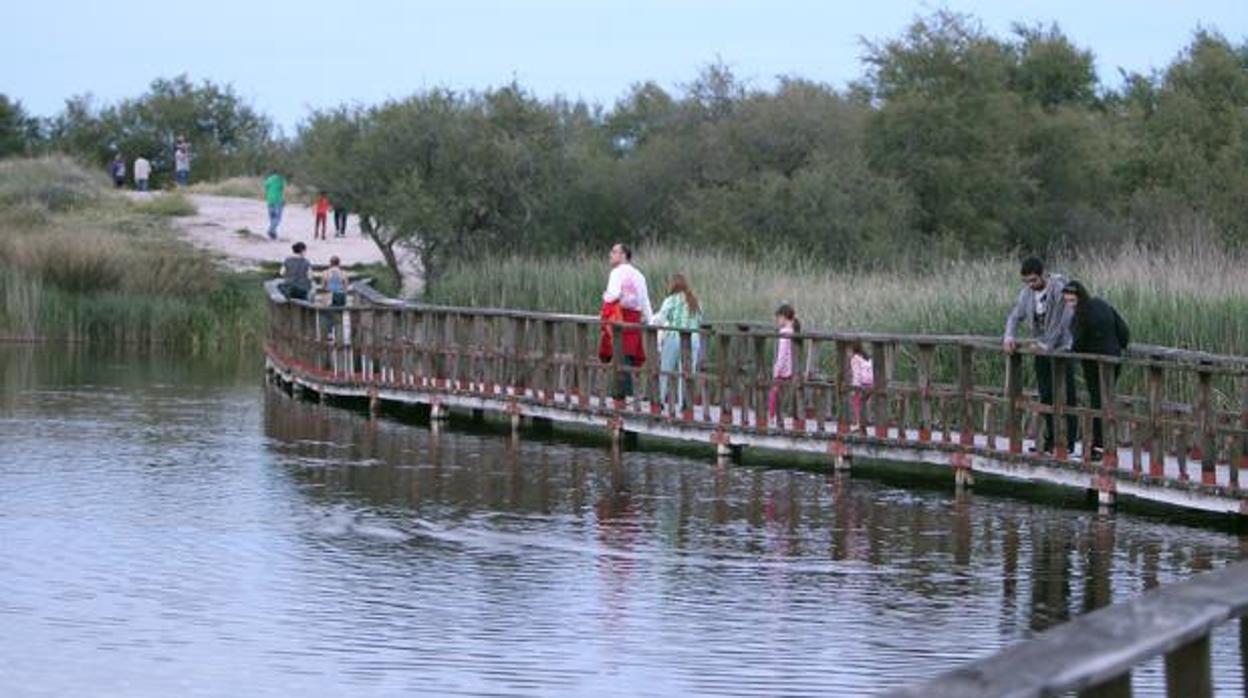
4, 0, 1245, 132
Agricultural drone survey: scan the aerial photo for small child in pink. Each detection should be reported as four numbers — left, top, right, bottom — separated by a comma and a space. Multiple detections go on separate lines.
768, 303, 800, 423
850, 341, 874, 430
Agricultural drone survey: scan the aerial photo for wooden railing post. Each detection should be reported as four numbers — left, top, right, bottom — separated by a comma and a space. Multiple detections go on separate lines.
574, 322, 589, 408
958, 345, 974, 446
680, 330, 695, 421
717, 332, 733, 425
1005, 350, 1024, 453
872, 341, 890, 439
512, 316, 528, 397
835, 340, 851, 434
1164, 634, 1212, 698
754, 333, 769, 431
1196, 367, 1216, 486
1053, 354, 1070, 460
1148, 365, 1165, 478
917, 343, 935, 443
792, 336, 808, 431
610, 318, 624, 409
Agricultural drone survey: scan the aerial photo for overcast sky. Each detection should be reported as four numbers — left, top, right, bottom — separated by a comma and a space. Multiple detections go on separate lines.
4, 0, 1245, 132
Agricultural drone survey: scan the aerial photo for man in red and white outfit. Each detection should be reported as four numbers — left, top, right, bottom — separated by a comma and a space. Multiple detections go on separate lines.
600, 242, 653, 399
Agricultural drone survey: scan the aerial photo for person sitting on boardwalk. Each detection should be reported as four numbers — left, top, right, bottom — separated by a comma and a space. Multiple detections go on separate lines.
651, 273, 703, 410
279, 242, 312, 301
313, 193, 330, 240
600, 242, 653, 400
1004, 257, 1076, 455
1063, 280, 1131, 462
850, 341, 874, 431
768, 303, 800, 423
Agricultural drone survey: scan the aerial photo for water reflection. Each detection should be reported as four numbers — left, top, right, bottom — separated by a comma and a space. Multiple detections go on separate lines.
0, 344, 1244, 697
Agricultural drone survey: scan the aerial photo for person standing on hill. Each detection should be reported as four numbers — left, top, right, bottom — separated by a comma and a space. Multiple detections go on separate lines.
333, 203, 348, 237
173, 136, 191, 187
1004, 256, 1076, 455
313, 193, 330, 240
1062, 280, 1131, 462
109, 154, 126, 188
600, 242, 653, 400
264, 171, 286, 240
133, 155, 151, 191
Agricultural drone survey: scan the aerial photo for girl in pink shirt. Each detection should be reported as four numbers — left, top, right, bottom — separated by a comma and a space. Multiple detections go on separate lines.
849, 341, 874, 430
768, 303, 800, 423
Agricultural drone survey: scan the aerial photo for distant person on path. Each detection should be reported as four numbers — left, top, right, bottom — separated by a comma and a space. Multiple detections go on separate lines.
279, 242, 311, 300
333, 204, 348, 237
173, 136, 191, 186
651, 273, 703, 410
1004, 256, 1076, 455
1063, 280, 1131, 462
313, 193, 330, 240
109, 155, 126, 188
850, 341, 874, 431
768, 303, 800, 422
133, 155, 151, 191
264, 171, 286, 240
599, 243, 653, 400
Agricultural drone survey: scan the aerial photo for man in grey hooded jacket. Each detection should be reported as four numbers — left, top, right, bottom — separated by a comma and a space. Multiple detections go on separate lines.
1004, 257, 1076, 454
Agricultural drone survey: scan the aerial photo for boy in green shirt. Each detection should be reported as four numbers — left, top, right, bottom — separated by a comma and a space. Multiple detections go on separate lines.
264, 172, 286, 239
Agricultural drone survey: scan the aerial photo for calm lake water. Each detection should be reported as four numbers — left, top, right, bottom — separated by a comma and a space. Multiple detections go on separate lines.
1, 346, 1244, 697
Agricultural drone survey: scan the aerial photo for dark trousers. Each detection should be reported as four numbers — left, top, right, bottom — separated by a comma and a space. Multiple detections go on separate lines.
333, 208, 348, 235
612, 355, 639, 400
1035, 355, 1077, 452
1082, 361, 1120, 451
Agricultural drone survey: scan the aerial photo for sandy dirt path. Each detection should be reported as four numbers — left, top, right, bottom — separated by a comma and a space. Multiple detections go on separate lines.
132, 192, 387, 270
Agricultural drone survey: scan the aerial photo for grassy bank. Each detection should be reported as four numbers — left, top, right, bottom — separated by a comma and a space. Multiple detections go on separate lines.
425, 243, 1248, 359
0, 157, 267, 351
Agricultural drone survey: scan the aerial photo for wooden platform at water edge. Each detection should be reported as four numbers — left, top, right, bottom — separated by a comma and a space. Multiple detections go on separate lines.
264, 280, 1248, 516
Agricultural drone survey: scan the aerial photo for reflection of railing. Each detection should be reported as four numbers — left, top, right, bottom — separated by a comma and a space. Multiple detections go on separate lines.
883, 560, 1248, 697
263, 279, 1248, 514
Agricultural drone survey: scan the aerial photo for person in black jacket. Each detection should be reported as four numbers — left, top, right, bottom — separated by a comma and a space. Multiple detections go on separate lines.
1062, 280, 1130, 461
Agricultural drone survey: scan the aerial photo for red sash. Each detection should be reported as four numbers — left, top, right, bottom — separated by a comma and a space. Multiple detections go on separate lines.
598, 301, 646, 364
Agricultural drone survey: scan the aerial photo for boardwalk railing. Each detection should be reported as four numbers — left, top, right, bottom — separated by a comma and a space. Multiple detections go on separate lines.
882, 560, 1248, 697
264, 280, 1248, 514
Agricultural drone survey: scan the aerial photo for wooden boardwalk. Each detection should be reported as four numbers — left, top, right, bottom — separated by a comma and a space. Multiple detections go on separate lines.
265, 281, 1248, 516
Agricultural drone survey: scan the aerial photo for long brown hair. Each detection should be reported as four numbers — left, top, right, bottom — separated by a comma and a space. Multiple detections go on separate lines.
667, 273, 700, 315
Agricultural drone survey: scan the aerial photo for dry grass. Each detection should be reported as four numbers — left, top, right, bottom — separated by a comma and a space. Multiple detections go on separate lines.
0, 156, 266, 349
130, 191, 198, 217
188, 175, 307, 201
427, 242, 1248, 358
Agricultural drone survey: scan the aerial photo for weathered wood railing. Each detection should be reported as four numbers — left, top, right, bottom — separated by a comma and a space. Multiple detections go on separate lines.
882, 560, 1248, 697
264, 280, 1248, 514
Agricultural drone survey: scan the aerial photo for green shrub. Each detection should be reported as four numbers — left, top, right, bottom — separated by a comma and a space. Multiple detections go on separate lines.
131, 192, 197, 217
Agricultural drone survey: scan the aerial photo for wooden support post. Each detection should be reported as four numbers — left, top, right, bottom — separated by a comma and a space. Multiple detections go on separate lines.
611, 318, 625, 410
574, 322, 590, 408
754, 334, 769, 432
916, 344, 935, 443
1005, 350, 1023, 453
958, 345, 974, 446
1053, 355, 1070, 461
792, 337, 808, 432
718, 332, 734, 425
1148, 365, 1165, 478
836, 340, 851, 434
1196, 368, 1216, 486
872, 341, 889, 438
680, 330, 695, 421
644, 325, 660, 415
513, 316, 528, 398
1164, 634, 1212, 698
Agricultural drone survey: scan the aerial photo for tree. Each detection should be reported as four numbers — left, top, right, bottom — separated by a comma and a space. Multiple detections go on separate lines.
0, 95, 41, 157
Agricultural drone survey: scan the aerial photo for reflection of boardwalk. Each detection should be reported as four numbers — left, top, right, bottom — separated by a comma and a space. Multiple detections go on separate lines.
265, 281, 1248, 516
